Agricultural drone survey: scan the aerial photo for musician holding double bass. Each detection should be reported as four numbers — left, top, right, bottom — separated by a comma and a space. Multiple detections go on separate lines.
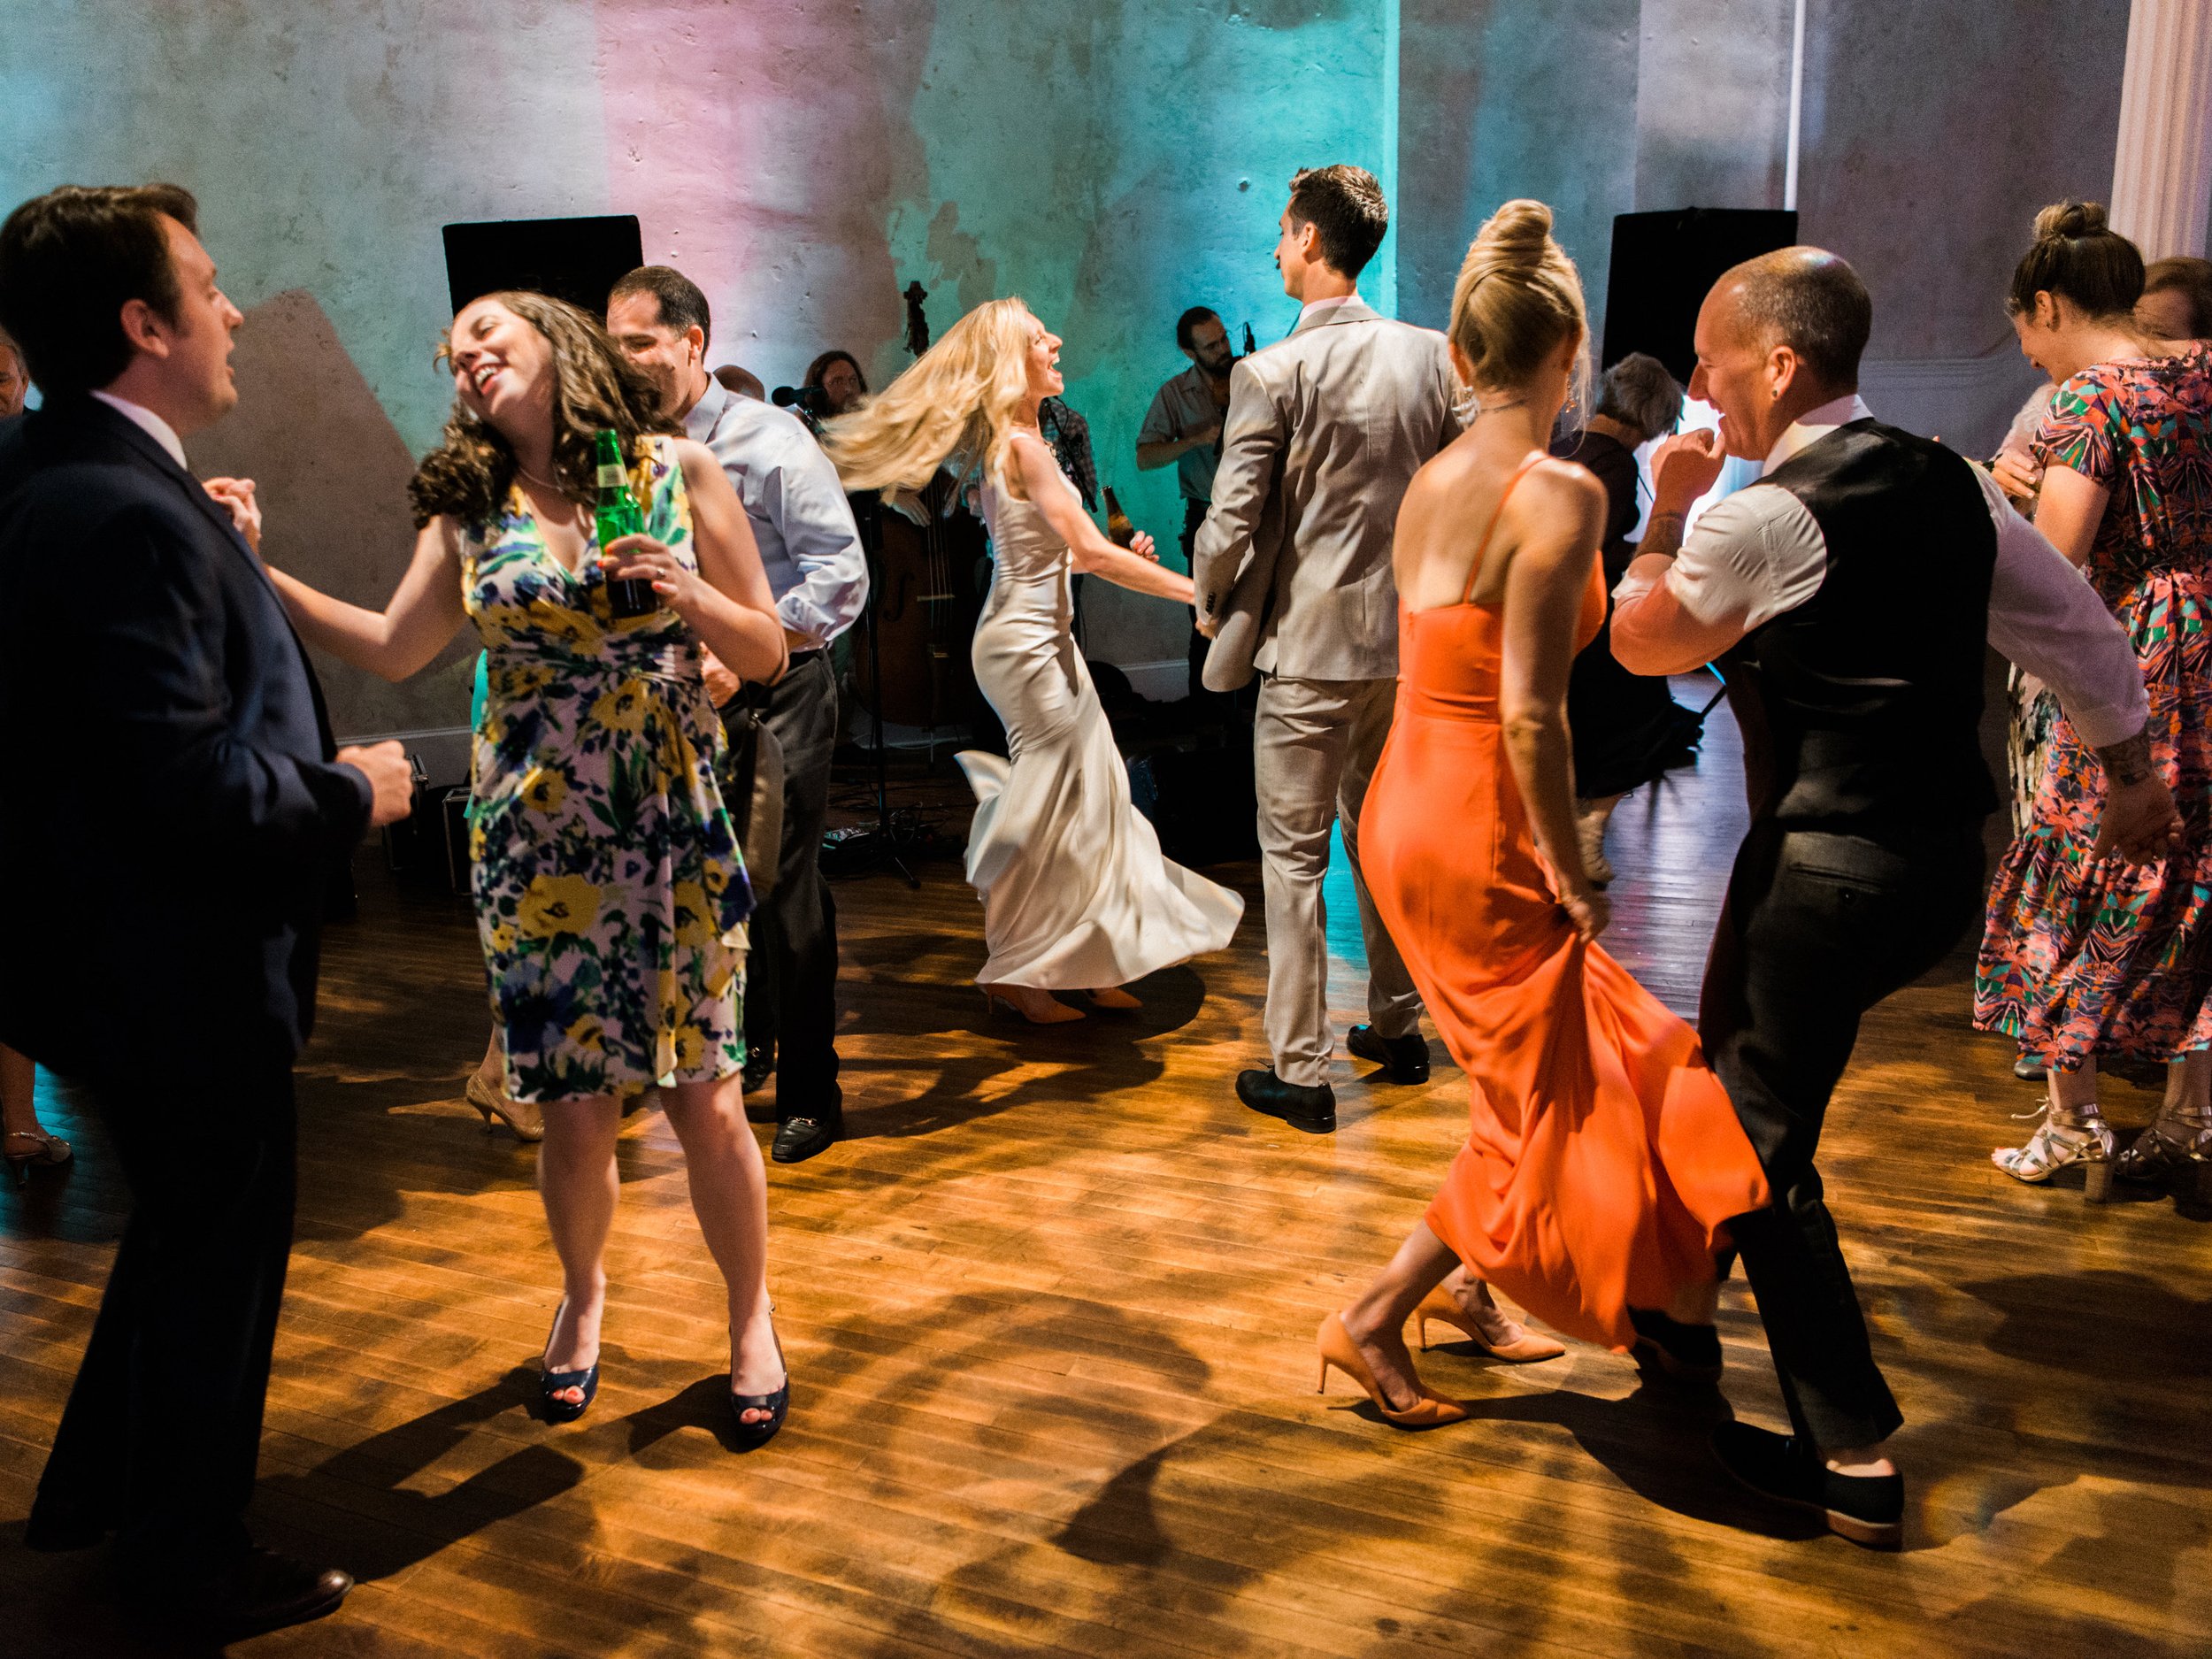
608, 265, 868, 1165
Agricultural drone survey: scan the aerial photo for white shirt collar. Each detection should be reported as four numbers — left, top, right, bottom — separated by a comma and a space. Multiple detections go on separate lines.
681, 373, 729, 444
1762, 391, 1873, 474
89, 389, 188, 468
1295, 291, 1361, 329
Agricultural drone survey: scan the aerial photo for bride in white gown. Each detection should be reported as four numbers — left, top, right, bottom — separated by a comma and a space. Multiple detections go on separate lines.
827, 300, 1242, 1022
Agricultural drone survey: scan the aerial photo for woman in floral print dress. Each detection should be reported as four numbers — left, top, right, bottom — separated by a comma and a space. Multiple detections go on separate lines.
266, 291, 797, 1442
1975, 202, 2212, 1191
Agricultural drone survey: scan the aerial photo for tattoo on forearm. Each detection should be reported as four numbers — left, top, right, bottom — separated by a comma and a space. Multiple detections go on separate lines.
1639, 511, 1687, 562
2097, 732, 2154, 787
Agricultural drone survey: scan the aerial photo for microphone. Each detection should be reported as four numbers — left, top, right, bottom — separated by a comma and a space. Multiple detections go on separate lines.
772, 384, 831, 416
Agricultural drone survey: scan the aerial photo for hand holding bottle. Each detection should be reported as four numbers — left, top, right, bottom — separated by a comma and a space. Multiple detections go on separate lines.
600, 534, 706, 615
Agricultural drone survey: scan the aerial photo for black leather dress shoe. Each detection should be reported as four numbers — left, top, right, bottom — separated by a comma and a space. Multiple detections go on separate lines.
741, 1041, 776, 1094
772, 1109, 841, 1164
1236, 1068, 1337, 1134
23, 1499, 106, 1552
1710, 1421, 1903, 1548
125, 1546, 353, 1638
1347, 1025, 1429, 1084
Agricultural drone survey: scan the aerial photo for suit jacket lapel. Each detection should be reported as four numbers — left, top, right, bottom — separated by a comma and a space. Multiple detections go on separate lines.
81, 399, 343, 760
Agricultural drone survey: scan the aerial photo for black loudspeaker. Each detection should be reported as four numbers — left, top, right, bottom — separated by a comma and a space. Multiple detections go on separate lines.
441, 215, 645, 317
1601, 208, 1799, 383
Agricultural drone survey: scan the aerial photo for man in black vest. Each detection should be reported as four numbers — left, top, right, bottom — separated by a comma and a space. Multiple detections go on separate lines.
1612, 248, 2176, 1547
0, 184, 413, 1633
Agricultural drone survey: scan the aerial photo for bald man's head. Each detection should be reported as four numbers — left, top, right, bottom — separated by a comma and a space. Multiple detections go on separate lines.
1713, 246, 1871, 391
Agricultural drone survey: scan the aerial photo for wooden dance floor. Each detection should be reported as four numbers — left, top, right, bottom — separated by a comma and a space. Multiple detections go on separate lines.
4, 690, 2208, 1656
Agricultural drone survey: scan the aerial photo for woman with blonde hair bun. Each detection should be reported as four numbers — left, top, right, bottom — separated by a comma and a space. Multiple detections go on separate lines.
1315, 200, 1768, 1427
828, 301, 1242, 1024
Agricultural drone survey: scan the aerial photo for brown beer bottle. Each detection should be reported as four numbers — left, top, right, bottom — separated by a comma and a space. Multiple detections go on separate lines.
1102, 485, 1136, 548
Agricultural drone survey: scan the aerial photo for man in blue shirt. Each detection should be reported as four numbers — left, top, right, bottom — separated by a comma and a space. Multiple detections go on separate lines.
610, 266, 869, 1164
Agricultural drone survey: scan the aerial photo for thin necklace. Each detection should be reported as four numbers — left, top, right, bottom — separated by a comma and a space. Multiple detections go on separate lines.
1472, 398, 1529, 417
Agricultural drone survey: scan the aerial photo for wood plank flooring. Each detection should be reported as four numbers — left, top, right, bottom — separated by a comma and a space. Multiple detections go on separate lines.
4, 687, 2208, 1657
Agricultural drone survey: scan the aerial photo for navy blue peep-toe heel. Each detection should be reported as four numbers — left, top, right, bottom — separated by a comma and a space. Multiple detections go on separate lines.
540, 1301, 600, 1425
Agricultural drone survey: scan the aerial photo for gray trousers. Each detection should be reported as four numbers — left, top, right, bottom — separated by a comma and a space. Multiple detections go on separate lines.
1253, 673, 1422, 1087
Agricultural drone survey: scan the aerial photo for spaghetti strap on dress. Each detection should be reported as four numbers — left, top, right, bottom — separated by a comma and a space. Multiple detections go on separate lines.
1362, 459, 1769, 1348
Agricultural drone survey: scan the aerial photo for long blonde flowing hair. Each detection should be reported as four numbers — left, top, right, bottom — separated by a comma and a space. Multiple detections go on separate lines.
822, 297, 1040, 492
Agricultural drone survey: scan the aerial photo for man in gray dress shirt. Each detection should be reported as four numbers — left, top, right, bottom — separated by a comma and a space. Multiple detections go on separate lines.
610, 266, 869, 1164
1194, 166, 1462, 1133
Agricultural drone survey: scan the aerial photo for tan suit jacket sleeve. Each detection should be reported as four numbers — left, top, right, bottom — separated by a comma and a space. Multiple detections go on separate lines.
1194, 357, 1283, 619
1193, 357, 1286, 689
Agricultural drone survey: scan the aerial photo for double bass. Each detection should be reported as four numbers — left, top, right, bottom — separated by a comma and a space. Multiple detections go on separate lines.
852, 280, 987, 730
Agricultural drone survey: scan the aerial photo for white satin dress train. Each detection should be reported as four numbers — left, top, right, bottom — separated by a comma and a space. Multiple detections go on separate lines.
956, 471, 1243, 989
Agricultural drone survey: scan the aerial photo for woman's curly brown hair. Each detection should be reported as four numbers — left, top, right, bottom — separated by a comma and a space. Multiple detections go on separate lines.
407, 289, 680, 529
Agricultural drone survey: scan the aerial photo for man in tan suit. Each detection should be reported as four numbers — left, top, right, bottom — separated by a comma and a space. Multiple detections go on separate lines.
1194, 165, 1461, 1134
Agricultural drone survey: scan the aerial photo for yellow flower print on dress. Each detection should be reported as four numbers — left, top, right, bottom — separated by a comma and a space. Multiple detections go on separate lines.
531, 604, 598, 649
670, 1023, 707, 1071
518, 873, 601, 940
495, 660, 557, 698
520, 768, 569, 815
590, 682, 651, 733
673, 879, 714, 947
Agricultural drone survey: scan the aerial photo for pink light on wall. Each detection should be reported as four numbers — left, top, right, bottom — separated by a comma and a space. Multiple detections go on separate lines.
591, 0, 933, 387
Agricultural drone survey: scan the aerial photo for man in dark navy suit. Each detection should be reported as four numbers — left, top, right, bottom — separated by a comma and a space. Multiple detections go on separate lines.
0, 183, 412, 1636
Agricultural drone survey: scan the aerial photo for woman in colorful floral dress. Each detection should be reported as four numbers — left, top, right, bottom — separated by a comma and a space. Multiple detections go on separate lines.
266, 291, 797, 1442
1975, 202, 2212, 1191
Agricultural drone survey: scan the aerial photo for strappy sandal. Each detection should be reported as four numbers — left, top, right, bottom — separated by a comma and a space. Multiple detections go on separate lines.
1993, 1102, 2114, 1195
2116, 1102, 2212, 1198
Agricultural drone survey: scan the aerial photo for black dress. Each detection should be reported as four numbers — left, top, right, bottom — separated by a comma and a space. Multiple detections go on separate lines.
1559, 430, 1702, 799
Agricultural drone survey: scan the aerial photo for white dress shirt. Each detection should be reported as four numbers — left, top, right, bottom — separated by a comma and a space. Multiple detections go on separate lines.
1294, 293, 1360, 331
682, 377, 868, 648
1611, 392, 2148, 750
90, 389, 187, 468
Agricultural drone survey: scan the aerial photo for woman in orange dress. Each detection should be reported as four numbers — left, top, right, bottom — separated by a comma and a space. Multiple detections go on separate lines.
1317, 200, 1770, 1425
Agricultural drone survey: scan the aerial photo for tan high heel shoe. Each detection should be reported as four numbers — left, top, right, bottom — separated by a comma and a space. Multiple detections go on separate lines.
980, 986, 1086, 1025
1315, 1312, 1470, 1428
1084, 987, 1142, 1010
4, 1127, 72, 1183
1413, 1286, 1566, 1363
466, 1072, 545, 1142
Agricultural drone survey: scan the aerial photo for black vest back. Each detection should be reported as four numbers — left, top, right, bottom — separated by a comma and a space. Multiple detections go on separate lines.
1725, 419, 1998, 835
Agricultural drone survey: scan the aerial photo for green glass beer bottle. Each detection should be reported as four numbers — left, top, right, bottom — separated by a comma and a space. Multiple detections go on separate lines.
593, 429, 657, 618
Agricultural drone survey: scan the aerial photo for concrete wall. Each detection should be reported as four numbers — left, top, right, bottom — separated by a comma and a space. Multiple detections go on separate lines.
0, 0, 2143, 738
